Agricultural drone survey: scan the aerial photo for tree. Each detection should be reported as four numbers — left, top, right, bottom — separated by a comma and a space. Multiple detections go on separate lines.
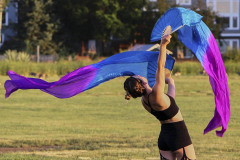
54, 0, 90, 53
91, 0, 123, 40
53, 0, 163, 55
24, 0, 59, 54
117, 0, 147, 42
54, 0, 125, 54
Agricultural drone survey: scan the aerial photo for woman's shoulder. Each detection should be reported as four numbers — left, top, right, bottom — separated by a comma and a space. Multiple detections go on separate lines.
149, 92, 171, 110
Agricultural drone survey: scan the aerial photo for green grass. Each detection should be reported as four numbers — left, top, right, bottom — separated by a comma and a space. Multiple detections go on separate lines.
0, 75, 239, 159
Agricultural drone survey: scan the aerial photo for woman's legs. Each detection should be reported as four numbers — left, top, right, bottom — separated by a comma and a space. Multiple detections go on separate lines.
160, 144, 196, 160
159, 121, 196, 159
181, 144, 196, 159
160, 150, 175, 160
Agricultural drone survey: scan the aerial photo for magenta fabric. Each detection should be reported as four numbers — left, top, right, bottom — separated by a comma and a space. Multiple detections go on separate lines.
176, 15, 231, 137
202, 33, 230, 137
151, 7, 230, 137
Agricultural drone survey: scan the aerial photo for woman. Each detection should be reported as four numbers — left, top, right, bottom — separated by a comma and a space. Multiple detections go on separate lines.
124, 35, 196, 160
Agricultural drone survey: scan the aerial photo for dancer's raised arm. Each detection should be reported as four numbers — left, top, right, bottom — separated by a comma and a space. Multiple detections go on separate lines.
151, 35, 172, 108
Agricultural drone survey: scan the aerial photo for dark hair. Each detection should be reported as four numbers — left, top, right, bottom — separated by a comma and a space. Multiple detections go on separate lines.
124, 77, 146, 100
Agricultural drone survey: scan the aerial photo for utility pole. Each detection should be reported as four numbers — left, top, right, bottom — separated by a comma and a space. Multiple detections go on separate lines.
37, 45, 40, 63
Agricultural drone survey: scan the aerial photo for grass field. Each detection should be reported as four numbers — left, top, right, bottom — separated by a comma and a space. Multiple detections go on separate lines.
0, 75, 239, 160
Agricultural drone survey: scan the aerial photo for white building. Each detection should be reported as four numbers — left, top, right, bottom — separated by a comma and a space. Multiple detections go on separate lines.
206, 0, 240, 52
0, 1, 18, 47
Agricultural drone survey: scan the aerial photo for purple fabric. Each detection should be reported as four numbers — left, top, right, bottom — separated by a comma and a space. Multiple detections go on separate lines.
202, 33, 230, 137
5, 65, 97, 98
176, 22, 231, 137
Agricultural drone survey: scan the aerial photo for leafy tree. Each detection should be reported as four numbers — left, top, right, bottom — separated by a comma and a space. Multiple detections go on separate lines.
91, 0, 122, 40
2, 0, 59, 54
117, 0, 147, 42
38, 0, 165, 55
24, 0, 59, 54
1, 0, 225, 57
158, 0, 171, 15
54, 0, 125, 54
54, 0, 90, 52
2, 0, 10, 7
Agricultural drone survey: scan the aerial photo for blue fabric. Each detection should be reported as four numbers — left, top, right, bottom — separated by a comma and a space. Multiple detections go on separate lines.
151, 7, 202, 42
89, 51, 175, 89
5, 51, 175, 98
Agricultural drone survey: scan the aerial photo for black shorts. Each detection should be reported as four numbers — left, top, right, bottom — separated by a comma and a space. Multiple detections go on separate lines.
158, 120, 192, 151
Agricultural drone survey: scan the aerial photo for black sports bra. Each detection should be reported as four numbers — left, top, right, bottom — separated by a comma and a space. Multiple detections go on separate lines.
143, 94, 179, 121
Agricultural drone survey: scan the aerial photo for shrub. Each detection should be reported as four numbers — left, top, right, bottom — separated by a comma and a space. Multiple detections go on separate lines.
224, 62, 240, 75
4, 50, 30, 62
17, 51, 30, 62
4, 50, 18, 62
222, 49, 240, 62
173, 62, 202, 75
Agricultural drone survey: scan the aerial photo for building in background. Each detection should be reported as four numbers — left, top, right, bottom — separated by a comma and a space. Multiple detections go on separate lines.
0, 1, 18, 48
206, 0, 240, 52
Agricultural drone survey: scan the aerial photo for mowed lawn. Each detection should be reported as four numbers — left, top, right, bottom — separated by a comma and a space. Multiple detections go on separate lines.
0, 75, 239, 160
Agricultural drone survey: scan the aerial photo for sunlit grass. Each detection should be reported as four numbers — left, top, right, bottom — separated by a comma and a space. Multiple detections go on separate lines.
0, 75, 239, 159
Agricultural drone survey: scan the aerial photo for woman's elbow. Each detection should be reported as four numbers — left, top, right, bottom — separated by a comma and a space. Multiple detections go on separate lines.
165, 77, 175, 85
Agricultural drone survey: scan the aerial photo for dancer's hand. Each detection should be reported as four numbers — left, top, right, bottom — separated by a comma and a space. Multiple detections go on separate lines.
161, 35, 172, 46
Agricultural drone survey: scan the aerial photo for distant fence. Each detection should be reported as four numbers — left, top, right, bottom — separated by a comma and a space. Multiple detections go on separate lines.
30, 54, 59, 62
0, 54, 59, 62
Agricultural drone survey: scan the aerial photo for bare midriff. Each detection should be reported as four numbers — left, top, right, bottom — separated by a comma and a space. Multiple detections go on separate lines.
141, 99, 184, 124
160, 110, 184, 124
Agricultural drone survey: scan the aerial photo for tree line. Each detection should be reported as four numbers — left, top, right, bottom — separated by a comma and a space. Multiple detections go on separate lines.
0, 0, 224, 56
